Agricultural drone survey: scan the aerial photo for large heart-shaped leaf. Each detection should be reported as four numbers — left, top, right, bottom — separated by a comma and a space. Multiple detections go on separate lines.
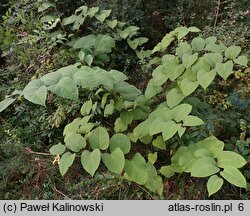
162, 121, 181, 141
225, 45, 241, 59
47, 77, 78, 100
167, 88, 185, 108
215, 60, 233, 80
233, 55, 248, 66
182, 54, 198, 68
23, 80, 47, 106
124, 153, 148, 185
191, 37, 205, 51
197, 69, 216, 90
89, 127, 109, 150
181, 78, 199, 96
172, 103, 192, 122
102, 148, 125, 174
81, 149, 101, 177
109, 133, 131, 154
59, 152, 76, 176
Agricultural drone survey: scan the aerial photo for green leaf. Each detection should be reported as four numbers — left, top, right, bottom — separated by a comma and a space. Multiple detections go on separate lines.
207, 175, 224, 196
191, 157, 220, 177
196, 136, 224, 157
49, 143, 66, 155
194, 148, 211, 158
220, 166, 246, 188
79, 123, 95, 134
87, 7, 99, 18
102, 148, 125, 174
172, 103, 192, 122
80, 99, 92, 116
0, 97, 15, 113
124, 153, 148, 185
85, 54, 93, 66
64, 133, 86, 152
180, 78, 199, 96
176, 43, 192, 58
182, 54, 198, 68
149, 118, 165, 136
205, 36, 217, 44
177, 27, 189, 40
167, 88, 185, 108
62, 15, 77, 25
59, 152, 76, 176
216, 151, 247, 168
225, 45, 241, 59
104, 103, 114, 117
120, 111, 134, 126
191, 37, 205, 51
38, 2, 55, 12
233, 56, 248, 66
162, 121, 181, 141
106, 19, 118, 29
215, 60, 233, 80
81, 149, 101, 177
47, 77, 78, 100
114, 118, 127, 132
160, 165, 175, 178
183, 115, 204, 126
205, 43, 222, 53
152, 136, 166, 150
110, 133, 131, 154
113, 81, 141, 101
197, 69, 216, 90
204, 53, 223, 67
23, 80, 47, 106
94, 34, 115, 53
89, 127, 109, 150
188, 26, 200, 32
177, 127, 186, 138
148, 152, 158, 164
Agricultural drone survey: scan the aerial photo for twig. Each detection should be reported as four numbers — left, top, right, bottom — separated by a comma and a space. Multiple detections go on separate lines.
53, 185, 71, 200
214, 0, 221, 29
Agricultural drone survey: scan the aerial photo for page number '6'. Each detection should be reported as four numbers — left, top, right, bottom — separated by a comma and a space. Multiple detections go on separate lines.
238, 203, 244, 211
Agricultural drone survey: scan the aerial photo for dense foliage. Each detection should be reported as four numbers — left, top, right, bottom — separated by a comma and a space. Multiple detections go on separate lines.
0, 0, 249, 199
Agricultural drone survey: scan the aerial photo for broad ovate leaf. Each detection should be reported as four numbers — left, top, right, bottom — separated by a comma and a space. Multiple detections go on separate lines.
109, 133, 131, 154
220, 166, 246, 188
207, 175, 224, 196
225, 45, 241, 59
59, 152, 76, 176
23, 80, 47, 106
81, 149, 101, 177
102, 148, 125, 174
49, 143, 66, 155
64, 133, 86, 152
183, 115, 204, 126
124, 153, 148, 185
161, 121, 181, 141
215, 60, 233, 80
215, 151, 247, 168
191, 157, 220, 177
47, 76, 78, 100
197, 69, 216, 90
89, 127, 109, 150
